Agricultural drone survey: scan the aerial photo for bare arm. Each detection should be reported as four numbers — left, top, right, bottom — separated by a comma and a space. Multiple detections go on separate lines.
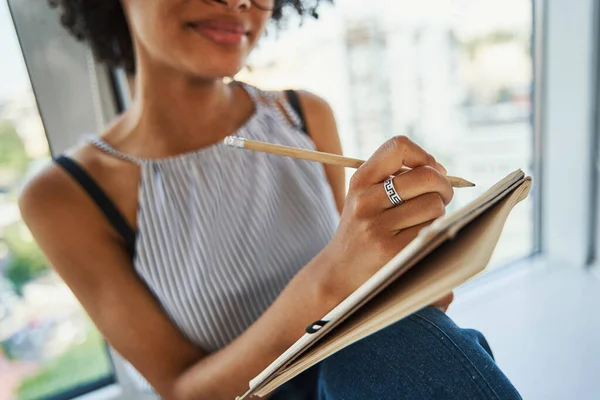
19, 166, 206, 397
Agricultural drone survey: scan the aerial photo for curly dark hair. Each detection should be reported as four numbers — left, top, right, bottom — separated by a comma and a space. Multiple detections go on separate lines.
48, 0, 328, 74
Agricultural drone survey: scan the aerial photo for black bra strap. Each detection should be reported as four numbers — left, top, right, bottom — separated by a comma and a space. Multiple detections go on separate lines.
284, 90, 308, 135
54, 156, 136, 257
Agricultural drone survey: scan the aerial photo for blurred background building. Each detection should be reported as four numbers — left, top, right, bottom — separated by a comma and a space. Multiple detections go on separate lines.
238, 0, 534, 266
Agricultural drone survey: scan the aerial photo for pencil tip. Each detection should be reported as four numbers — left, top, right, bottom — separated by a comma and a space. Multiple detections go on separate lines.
456, 179, 476, 188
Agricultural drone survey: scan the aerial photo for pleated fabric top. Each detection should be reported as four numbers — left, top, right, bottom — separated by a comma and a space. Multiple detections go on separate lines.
88, 83, 340, 353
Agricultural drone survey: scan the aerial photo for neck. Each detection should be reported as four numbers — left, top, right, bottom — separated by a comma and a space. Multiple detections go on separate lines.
113, 58, 247, 158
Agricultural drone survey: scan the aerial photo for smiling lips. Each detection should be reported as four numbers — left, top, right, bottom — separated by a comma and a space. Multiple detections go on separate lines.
187, 19, 249, 46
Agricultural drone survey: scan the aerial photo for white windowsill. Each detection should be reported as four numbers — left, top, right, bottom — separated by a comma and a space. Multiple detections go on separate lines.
449, 257, 600, 400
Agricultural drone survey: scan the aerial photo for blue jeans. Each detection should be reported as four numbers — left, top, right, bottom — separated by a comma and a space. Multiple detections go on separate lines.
271, 306, 521, 399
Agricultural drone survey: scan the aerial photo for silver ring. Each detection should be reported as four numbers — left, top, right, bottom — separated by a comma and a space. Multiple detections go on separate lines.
384, 177, 404, 207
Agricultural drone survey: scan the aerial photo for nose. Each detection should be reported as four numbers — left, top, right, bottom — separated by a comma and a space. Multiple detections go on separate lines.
206, 0, 251, 12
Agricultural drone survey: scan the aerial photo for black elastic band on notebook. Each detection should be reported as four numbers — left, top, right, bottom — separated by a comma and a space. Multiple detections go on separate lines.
54, 156, 136, 257
306, 319, 328, 334
284, 90, 308, 136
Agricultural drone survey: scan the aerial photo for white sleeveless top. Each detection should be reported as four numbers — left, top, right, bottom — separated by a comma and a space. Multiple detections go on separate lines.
88, 83, 340, 354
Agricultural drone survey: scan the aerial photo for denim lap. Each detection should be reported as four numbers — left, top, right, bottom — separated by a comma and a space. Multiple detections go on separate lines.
316, 306, 521, 400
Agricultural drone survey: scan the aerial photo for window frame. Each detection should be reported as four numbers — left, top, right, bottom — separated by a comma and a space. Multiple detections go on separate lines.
38, 376, 116, 400
538, 0, 599, 268
532, 0, 545, 257
592, 0, 600, 267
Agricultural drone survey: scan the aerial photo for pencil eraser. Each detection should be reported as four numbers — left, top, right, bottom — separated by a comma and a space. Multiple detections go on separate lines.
223, 136, 246, 148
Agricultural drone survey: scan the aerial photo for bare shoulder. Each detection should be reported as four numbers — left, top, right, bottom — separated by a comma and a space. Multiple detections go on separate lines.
291, 90, 339, 148
19, 139, 138, 254
20, 161, 93, 255
294, 90, 335, 120
19, 151, 86, 224
19, 143, 108, 222
264, 89, 336, 129
261, 89, 339, 148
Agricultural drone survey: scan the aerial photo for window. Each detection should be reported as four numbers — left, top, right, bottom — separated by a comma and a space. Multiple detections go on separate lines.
0, 2, 114, 399
238, 0, 535, 269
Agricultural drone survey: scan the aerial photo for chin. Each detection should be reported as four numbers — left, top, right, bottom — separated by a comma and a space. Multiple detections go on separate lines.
182, 53, 247, 80
193, 65, 244, 80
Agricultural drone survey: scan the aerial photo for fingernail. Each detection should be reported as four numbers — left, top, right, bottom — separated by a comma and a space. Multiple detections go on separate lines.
436, 162, 447, 175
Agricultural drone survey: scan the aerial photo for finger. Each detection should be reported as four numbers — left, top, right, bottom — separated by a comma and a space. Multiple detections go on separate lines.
379, 221, 434, 262
369, 165, 454, 209
393, 220, 433, 244
377, 220, 436, 265
380, 193, 446, 232
352, 136, 442, 188
393, 166, 454, 205
436, 162, 448, 175
431, 292, 454, 312
392, 160, 447, 176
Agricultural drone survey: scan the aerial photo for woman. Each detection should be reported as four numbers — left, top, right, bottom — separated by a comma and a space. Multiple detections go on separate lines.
20, 0, 521, 399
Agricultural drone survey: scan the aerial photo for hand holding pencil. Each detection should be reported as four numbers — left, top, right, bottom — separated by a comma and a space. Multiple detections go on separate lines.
224, 135, 474, 188
225, 134, 459, 305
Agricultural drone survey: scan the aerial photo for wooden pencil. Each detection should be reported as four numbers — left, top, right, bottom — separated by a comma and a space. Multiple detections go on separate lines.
224, 136, 475, 188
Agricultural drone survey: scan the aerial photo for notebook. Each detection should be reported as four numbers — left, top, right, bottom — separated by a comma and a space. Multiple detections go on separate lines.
238, 169, 532, 399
